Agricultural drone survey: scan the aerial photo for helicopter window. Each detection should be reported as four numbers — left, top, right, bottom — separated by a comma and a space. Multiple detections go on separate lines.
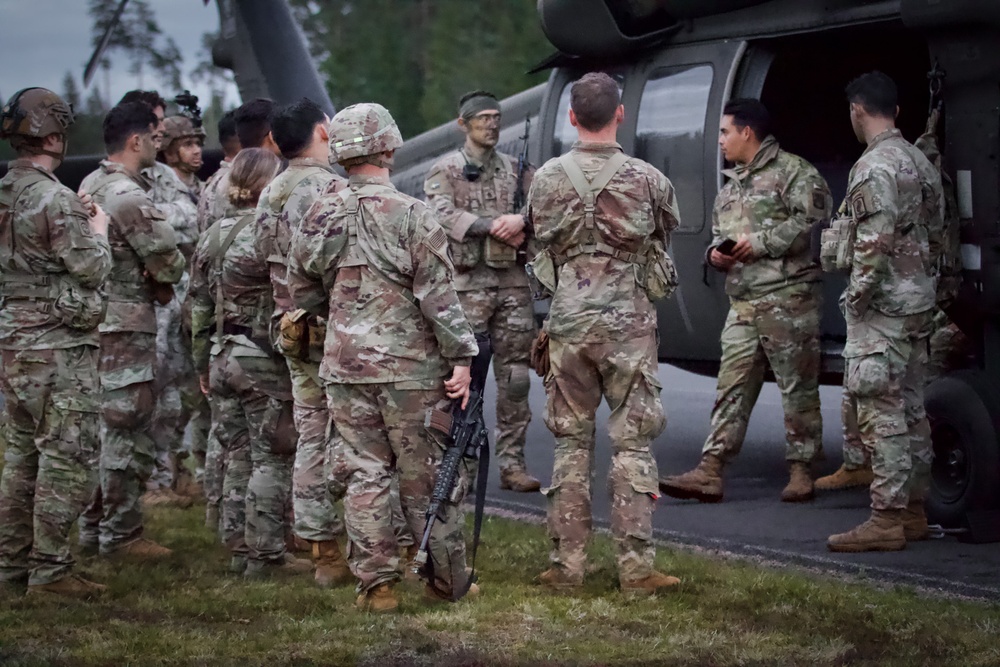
635, 64, 714, 234
552, 72, 625, 156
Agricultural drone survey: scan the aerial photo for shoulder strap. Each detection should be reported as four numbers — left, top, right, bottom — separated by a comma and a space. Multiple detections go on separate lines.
1, 172, 55, 274
559, 152, 630, 231
214, 213, 255, 338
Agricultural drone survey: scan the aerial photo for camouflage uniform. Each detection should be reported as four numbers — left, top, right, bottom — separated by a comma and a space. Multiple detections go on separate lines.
835, 124, 966, 478
197, 160, 232, 234
254, 158, 345, 544
288, 167, 478, 595
424, 150, 537, 479
0, 159, 111, 586
77, 160, 185, 554
191, 209, 296, 567
146, 162, 207, 492
838, 129, 942, 515
527, 141, 678, 583
702, 138, 830, 465
196, 160, 233, 519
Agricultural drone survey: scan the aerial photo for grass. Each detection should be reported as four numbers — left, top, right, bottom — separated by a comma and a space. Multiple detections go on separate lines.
0, 505, 999, 667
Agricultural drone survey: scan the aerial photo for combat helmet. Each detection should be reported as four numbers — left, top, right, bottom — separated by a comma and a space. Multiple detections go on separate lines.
328, 103, 403, 167
0, 88, 74, 157
161, 115, 206, 152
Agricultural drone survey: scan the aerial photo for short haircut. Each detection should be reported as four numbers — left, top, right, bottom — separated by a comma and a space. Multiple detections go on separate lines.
118, 89, 167, 113
271, 98, 325, 159
103, 102, 158, 154
571, 72, 621, 132
234, 98, 276, 149
227, 147, 281, 208
845, 71, 897, 118
723, 98, 772, 140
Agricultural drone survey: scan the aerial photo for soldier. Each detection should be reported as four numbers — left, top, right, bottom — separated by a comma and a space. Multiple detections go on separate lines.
823, 72, 943, 552
424, 91, 540, 492
527, 72, 680, 594
658, 99, 831, 504
817, 105, 970, 495
146, 115, 209, 509
197, 110, 240, 234
254, 98, 351, 587
190, 147, 310, 578
288, 103, 479, 612
0, 88, 112, 598
77, 102, 186, 559
198, 109, 239, 529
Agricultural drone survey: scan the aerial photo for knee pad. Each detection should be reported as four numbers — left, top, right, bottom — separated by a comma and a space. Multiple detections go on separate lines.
506, 364, 531, 401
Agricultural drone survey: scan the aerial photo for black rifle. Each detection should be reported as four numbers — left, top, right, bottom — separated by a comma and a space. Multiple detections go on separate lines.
414, 332, 493, 600
512, 117, 531, 212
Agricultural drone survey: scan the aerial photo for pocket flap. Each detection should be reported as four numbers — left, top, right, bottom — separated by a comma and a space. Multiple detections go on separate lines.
842, 338, 888, 359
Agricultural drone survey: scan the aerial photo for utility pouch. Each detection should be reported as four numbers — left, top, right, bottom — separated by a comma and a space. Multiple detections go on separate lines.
526, 248, 557, 299
451, 238, 483, 271
820, 217, 855, 273
530, 329, 550, 377
53, 283, 107, 331
642, 243, 678, 301
483, 236, 517, 269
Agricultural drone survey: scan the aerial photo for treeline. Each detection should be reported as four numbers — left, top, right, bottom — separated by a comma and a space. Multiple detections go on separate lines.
291, 0, 553, 138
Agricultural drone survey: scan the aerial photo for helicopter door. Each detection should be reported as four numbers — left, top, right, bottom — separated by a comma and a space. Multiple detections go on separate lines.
631, 41, 745, 371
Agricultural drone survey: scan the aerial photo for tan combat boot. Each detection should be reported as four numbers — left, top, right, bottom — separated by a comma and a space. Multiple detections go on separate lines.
424, 581, 480, 602
26, 574, 107, 600
827, 509, 906, 552
244, 553, 313, 580
780, 462, 815, 502
173, 467, 204, 501
658, 454, 724, 503
500, 468, 542, 493
814, 464, 874, 491
621, 570, 682, 596
142, 488, 193, 509
312, 540, 353, 588
537, 567, 583, 591
355, 582, 399, 613
902, 499, 930, 541
112, 537, 173, 560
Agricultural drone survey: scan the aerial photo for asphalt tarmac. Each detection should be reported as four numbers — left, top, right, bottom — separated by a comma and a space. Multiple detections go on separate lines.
481, 364, 1000, 600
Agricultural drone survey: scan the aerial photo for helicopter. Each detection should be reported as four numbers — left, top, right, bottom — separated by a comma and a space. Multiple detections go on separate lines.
9, 0, 1000, 532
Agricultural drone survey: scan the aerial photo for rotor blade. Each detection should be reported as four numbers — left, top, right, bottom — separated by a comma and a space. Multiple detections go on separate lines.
83, 0, 130, 88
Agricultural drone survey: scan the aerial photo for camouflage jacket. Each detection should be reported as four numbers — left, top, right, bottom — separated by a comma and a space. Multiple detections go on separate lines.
711, 137, 831, 300
80, 160, 185, 334
528, 141, 679, 343
0, 159, 112, 350
254, 157, 342, 323
424, 148, 533, 291
288, 173, 478, 384
197, 159, 232, 234
843, 128, 943, 318
146, 161, 202, 261
190, 208, 275, 373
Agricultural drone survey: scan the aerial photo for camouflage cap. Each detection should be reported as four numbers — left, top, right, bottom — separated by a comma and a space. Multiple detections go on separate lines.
0, 88, 74, 139
328, 103, 403, 163
161, 115, 206, 150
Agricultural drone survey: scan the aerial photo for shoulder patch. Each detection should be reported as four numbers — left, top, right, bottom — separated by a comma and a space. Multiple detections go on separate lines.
427, 226, 447, 250
849, 184, 877, 220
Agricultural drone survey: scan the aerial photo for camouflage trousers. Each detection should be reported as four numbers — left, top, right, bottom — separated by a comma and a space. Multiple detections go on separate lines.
149, 282, 210, 490
212, 343, 296, 563
327, 381, 468, 595
844, 309, 933, 510
287, 357, 343, 543
0, 346, 100, 586
458, 286, 535, 474
203, 395, 225, 520
840, 307, 968, 472
78, 332, 158, 553
703, 284, 822, 463
542, 332, 665, 582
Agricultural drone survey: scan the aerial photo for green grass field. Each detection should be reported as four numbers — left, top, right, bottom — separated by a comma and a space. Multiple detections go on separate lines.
1, 505, 999, 667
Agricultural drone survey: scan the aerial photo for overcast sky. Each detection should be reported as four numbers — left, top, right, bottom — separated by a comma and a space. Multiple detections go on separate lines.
0, 0, 239, 109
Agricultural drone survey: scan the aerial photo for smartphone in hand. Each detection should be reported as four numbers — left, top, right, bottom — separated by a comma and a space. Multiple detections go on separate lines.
716, 238, 737, 255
